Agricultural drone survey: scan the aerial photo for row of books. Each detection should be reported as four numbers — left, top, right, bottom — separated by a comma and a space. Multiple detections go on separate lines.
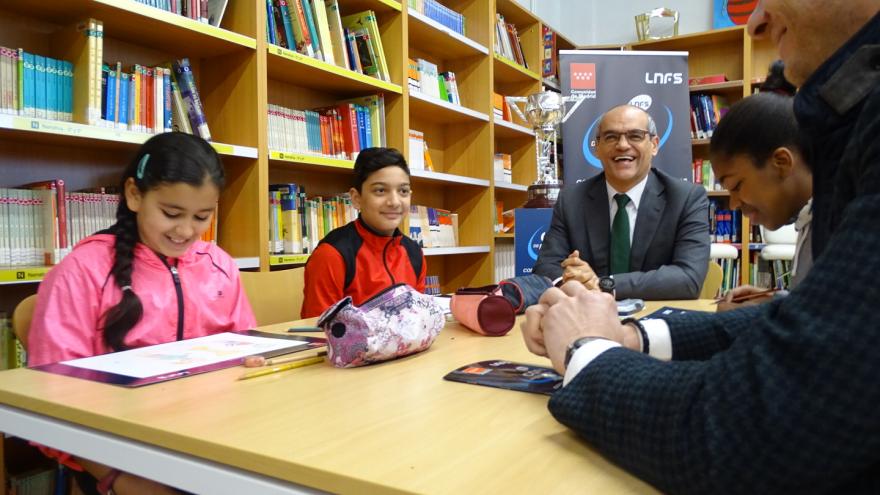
268, 184, 356, 255
494, 201, 514, 234
423, 274, 442, 296
406, 129, 436, 172
133, 0, 229, 26
267, 3, 391, 83
267, 95, 385, 160
709, 201, 742, 244
0, 47, 74, 120
715, 257, 740, 295
407, 0, 466, 36
402, 205, 459, 248
100, 58, 211, 140
494, 241, 515, 283
0, 19, 211, 141
690, 93, 730, 140
494, 13, 529, 69
692, 158, 722, 191
407, 58, 461, 105
494, 153, 512, 184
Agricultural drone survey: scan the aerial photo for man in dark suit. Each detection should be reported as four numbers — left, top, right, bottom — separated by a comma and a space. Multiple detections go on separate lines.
532, 104, 709, 300
522, 1, 880, 493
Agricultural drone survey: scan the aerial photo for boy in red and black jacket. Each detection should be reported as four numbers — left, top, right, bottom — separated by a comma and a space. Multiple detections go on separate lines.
301, 148, 427, 318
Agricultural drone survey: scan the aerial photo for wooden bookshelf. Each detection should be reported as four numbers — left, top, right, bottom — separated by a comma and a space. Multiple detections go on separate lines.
0, 0, 570, 301
629, 25, 778, 285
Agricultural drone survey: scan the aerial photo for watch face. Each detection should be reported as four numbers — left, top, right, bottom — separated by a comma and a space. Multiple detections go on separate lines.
598, 276, 615, 293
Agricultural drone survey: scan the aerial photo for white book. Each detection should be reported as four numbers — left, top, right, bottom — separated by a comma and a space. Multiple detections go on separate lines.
408, 129, 425, 171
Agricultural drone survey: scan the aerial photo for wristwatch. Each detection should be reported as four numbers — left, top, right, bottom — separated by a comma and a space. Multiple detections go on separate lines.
598, 276, 616, 295
564, 336, 609, 367
96, 469, 122, 495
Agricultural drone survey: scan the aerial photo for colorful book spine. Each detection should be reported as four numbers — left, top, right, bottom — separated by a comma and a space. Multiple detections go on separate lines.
172, 58, 211, 140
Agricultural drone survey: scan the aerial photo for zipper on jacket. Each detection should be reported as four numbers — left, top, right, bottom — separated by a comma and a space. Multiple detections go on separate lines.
382, 236, 397, 285
160, 256, 185, 341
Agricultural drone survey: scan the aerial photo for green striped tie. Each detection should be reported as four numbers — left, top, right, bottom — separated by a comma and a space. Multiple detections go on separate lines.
610, 194, 631, 274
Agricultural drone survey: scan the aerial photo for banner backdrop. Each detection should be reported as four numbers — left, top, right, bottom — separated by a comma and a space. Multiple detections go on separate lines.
514, 208, 554, 276
560, 50, 692, 184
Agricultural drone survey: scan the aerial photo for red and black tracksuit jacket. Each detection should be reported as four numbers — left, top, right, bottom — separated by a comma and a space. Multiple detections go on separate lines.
301, 218, 427, 318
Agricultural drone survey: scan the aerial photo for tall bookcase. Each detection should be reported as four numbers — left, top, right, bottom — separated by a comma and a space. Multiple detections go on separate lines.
0, 0, 570, 318
626, 26, 776, 285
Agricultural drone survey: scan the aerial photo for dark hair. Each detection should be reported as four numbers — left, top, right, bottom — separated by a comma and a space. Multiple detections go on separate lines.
710, 92, 804, 170
103, 132, 225, 351
351, 147, 410, 191
760, 60, 797, 96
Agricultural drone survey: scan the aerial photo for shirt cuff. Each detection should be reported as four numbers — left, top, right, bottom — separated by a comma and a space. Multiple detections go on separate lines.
563, 339, 621, 386
641, 318, 672, 361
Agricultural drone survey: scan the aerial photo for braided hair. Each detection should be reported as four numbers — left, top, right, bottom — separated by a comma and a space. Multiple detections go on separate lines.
102, 132, 225, 351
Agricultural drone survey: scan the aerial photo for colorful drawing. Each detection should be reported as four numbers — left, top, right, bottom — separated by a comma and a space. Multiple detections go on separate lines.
713, 0, 759, 29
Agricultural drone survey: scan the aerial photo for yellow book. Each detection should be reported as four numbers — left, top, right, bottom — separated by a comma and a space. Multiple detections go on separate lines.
311, 0, 335, 66
342, 11, 389, 82
324, 0, 350, 69
94, 21, 104, 127
49, 19, 99, 126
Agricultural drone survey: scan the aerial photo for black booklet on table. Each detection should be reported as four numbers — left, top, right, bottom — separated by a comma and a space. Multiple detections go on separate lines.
444, 360, 563, 395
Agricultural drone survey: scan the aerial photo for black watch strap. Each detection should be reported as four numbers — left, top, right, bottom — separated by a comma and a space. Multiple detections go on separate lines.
621, 317, 649, 355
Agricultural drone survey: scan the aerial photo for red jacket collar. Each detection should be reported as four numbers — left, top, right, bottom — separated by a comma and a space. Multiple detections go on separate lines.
355, 217, 403, 249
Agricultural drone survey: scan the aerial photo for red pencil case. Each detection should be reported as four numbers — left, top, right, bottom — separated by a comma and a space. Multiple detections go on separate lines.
450, 285, 516, 336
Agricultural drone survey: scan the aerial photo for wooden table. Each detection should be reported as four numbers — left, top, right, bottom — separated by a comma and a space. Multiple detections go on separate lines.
0, 300, 712, 494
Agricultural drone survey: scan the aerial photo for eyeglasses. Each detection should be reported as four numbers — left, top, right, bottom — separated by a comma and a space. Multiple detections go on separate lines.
599, 129, 653, 145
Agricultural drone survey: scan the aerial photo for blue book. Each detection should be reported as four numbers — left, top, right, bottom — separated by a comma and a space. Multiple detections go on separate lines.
362, 105, 372, 148
162, 68, 172, 132
278, 1, 296, 49
266, 0, 277, 45
172, 58, 211, 140
118, 72, 130, 128
46, 57, 58, 120
62, 60, 73, 121
22, 52, 35, 117
105, 65, 117, 124
34, 54, 47, 119
355, 104, 367, 149
299, 0, 322, 60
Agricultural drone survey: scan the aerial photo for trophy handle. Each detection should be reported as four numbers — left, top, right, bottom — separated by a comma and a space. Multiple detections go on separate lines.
561, 96, 586, 124
504, 96, 529, 126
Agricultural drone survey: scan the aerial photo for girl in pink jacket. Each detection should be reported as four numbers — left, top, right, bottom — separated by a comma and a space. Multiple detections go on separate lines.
27, 132, 256, 494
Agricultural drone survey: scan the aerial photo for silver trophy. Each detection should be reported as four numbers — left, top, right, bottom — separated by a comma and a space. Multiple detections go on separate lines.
506, 91, 585, 208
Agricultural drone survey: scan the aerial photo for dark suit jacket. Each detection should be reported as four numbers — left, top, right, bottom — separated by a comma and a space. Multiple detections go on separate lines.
532, 168, 709, 299
547, 17, 880, 495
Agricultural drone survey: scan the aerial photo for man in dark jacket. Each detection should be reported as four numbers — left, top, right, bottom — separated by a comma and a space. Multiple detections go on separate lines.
522, 1, 880, 493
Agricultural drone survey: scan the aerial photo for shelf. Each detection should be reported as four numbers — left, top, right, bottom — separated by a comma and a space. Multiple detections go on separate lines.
0, 115, 257, 158
494, 119, 535, 139
345, 0, 403, 13
495, 0, 540, 28
692, 138, 711, 146
542, 78, 561, 92
267, 46, 403, 95
269, 254, 311, 266
410, 169, 489, 187
423, 246, 490, 256
495, 182, 529, 192
493, 54, 541, 83
0, 266, 51, 285
234, 257, 260, 270
407, 9, 488, 58
268, 151, 355, 171
689, 80, 744, 93
707, 190, 730, 197
495, 233, 514, 239
630, 25, 744, 51
3, 0, 256, 57
409, 91, 490, 124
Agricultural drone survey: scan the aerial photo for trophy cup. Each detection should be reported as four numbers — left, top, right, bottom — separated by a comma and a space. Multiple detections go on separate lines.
506, 92, 584, 208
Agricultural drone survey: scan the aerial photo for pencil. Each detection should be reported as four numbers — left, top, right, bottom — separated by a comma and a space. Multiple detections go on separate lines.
265, 350, 327, 366
237, 355, 324, 380
713, 288, 779, 304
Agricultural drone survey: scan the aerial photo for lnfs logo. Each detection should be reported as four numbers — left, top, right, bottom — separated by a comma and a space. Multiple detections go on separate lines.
645, 72, 684, 85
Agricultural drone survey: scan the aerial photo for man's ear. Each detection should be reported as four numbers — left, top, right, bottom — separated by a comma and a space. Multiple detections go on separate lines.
650, 134, 660, 157
124, 177, 143, 212
349, 187, 361, 210
771, 147, 796, 178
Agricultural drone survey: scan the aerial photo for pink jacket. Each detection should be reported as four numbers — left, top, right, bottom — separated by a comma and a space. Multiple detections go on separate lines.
28, 234, 256, 366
